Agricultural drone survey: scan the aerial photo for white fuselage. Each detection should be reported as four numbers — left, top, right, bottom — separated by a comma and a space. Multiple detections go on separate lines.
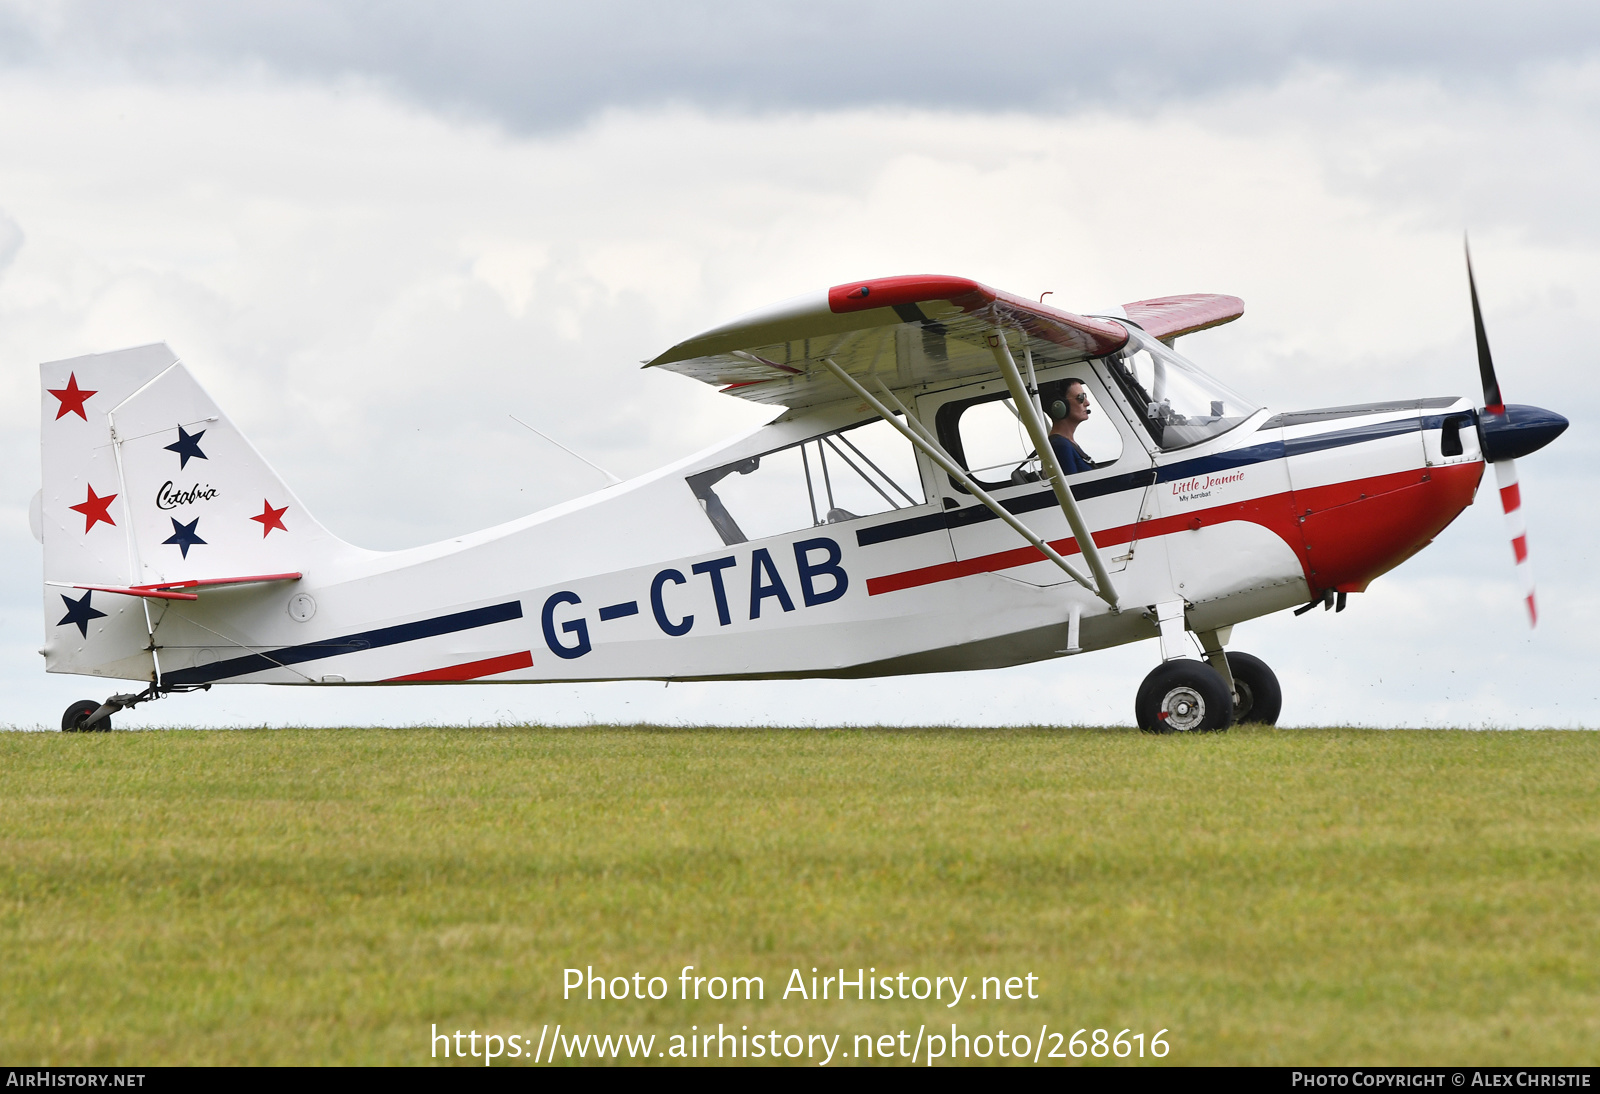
123, 363, 1482, 689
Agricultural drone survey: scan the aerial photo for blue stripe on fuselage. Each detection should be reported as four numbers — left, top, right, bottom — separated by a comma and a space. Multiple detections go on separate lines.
855, 414, 1444, 547
162, 600, 525, 685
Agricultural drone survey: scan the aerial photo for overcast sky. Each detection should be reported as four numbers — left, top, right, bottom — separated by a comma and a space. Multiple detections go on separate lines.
1, 1, 1596, 729
5, 1, 1599, 126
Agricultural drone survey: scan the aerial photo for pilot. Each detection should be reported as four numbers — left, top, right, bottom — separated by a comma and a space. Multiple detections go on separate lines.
1045, 378, 1094, 475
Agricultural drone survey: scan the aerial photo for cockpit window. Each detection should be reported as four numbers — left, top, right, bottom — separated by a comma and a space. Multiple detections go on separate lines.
934, 382, 1123, 493
1105, 328, 1257, 450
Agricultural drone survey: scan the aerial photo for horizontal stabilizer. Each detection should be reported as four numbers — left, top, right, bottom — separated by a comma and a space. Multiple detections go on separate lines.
50, 572, 303, 603
51, 582, 198, 602
135, 572, 303, 593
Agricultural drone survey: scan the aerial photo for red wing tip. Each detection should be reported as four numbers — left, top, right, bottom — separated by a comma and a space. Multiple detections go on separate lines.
826, 275, 991, 314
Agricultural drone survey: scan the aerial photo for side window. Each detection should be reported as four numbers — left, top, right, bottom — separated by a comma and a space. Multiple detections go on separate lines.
936, 393, 1035, 490
687, 418, 927, 546
934, 383, 1123, 492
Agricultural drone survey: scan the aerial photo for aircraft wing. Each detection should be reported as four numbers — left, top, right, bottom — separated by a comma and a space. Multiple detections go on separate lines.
646, 275, 1132, 409
1123, 293, 1245, 342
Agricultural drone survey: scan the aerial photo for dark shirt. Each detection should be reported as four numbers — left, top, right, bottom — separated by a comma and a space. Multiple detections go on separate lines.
1049, 432, 1092, 476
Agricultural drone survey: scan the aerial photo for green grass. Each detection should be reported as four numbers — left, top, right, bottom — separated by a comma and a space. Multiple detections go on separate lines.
1, 726, 1596, 1066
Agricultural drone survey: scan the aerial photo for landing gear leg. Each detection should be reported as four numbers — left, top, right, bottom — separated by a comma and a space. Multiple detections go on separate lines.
1194, 627, 1283, 726
1195, 626, 1235, 695
59, 682, 211, 733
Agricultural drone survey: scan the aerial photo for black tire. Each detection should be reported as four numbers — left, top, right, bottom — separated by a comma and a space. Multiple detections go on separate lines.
61, 699, 106, 733
1225, 651, 1282, 726
1136, 660, 1233, 734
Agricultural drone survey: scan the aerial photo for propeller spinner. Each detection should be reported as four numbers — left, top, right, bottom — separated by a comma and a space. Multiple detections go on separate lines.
1465, 239, 1568, 626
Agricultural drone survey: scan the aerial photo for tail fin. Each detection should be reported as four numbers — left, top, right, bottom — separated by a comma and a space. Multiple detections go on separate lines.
41, 344, 358, 679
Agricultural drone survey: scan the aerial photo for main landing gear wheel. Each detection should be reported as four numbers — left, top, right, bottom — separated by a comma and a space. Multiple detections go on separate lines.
1225, 651, 1282, 726
1136, 661, 1234, 734
61, 699, 108, 733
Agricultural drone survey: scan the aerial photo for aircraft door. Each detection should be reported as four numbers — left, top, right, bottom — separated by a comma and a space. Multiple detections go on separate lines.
915, 366, 1155, 588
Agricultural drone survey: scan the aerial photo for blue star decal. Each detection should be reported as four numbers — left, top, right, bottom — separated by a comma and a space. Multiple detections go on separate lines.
164, 425, 208, 468
57, 590, 108, 637
163, 516, 207, 558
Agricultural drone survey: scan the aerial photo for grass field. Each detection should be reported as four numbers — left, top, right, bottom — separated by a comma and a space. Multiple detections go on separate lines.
1, 726, 1597, 1066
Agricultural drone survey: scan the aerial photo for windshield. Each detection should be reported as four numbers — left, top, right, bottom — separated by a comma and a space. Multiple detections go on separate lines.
1105, 328, 1257, 450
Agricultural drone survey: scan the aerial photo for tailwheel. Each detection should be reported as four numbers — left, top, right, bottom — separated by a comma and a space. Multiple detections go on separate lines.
1225, 651, 1282, 726
61, 699, 108, 733
1136, 660, 1233, 734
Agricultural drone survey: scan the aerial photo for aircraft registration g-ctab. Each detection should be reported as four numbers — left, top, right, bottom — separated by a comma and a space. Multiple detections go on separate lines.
36, 251, 1567, 733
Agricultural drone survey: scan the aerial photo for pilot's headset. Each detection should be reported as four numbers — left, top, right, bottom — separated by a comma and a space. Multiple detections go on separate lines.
1042, 382, 1071, 422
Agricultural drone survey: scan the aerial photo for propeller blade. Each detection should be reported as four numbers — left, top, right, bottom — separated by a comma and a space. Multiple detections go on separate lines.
1465, 236, 1505, 413
1491, 457, 1537, 626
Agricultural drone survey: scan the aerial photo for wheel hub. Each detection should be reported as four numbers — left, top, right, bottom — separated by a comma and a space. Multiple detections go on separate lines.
1161, 686, 1207, 732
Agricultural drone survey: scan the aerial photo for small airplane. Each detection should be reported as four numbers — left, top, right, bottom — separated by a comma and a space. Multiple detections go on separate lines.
35, 247, 1567, 733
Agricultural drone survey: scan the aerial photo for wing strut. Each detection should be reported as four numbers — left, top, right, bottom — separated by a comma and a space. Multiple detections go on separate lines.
817, 357, 1116, 607
987, 329, 1120, 608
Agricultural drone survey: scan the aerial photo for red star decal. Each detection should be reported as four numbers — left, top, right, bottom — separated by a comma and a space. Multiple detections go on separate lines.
250, 499, 289, 537
69, 484, 118, 533
48, 373, 97, 421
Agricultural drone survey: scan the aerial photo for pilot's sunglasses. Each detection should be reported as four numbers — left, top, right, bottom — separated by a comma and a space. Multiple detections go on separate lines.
1073, 392, 1090, 405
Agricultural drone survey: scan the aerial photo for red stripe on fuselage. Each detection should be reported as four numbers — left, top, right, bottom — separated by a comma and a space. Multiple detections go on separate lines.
865, 463, 1482, 597
386, 651, 533, 682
